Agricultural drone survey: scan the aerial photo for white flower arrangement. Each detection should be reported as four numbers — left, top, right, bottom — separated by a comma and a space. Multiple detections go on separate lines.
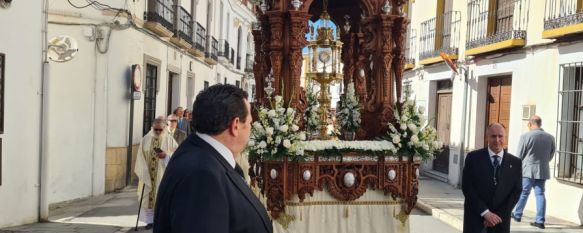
303, 83, 321, 133
302, 140, 397, 154
247, 95, 307, 161
336, 82, 361, 132
386, 100, 443, 160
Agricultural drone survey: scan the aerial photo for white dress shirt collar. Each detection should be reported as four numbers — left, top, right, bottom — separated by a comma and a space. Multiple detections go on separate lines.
196, 132, 236, 168
487, 147, 504, 163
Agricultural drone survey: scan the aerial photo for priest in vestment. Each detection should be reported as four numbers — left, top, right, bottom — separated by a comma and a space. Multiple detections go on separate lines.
134, 116, 178, 229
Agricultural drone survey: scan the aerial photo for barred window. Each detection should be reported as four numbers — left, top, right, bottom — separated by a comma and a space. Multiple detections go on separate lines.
557, 62, 583, 185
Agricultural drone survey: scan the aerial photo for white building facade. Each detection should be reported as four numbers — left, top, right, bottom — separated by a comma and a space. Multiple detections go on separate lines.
0, 0, 257, 228
404, 0, 583, 224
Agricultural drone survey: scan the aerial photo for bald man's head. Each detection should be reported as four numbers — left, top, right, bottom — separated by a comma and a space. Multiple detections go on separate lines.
487, 123, 506, 153
528, 115, 541, 130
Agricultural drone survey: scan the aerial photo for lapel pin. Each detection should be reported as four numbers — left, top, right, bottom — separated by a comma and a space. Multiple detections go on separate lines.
510, 165, 512, 168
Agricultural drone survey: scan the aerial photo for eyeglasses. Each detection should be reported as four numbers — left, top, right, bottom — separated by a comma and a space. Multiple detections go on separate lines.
169, 120, 177, 122
153, 128, 164, 132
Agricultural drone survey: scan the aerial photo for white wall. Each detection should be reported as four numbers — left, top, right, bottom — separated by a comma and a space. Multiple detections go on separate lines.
0, 1, 44, 227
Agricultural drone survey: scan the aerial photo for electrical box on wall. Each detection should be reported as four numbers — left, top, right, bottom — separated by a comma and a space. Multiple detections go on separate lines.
522, 105, 536, 120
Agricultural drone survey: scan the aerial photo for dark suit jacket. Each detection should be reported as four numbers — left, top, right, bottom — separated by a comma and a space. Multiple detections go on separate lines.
154, 134, 273, 233
171, 129, 187, 145
462, 148, 522, 233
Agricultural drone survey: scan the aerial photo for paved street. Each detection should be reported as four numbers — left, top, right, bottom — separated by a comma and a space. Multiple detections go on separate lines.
2, 180, 582, 233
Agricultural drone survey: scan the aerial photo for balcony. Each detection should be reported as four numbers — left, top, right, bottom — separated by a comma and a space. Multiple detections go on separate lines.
419, 11, 461, 65
188, 22, 206, 57
205, 37, 219, 65
245, 53, 254, 72
144, 0, 174, 38
405, 29, 417, 70
465, 0, 528, 56
169, 6, 193, 50
543, 0, 583, 39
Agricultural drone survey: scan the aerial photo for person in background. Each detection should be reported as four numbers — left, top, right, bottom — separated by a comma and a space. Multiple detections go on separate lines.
134, 116, 178, 229
174, 107, 190, 134
511, 115, 556, 229
167, 114, 187, 145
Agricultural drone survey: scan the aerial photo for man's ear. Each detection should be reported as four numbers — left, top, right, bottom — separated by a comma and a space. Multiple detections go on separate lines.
229, 117, 240, 136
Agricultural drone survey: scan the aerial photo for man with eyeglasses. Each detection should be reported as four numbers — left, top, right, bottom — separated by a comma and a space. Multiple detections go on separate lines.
134, 116, 178, 229
167, 114, 187, 145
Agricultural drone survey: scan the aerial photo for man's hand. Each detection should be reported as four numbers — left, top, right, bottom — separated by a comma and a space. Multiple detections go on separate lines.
156, 151, 167, 159
483, 212, 502, 227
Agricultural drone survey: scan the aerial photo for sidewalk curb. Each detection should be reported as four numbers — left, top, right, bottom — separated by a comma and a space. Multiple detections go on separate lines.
416, 199, 463, 232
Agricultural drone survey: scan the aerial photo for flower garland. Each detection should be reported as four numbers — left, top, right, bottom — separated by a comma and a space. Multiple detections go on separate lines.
385, 101, 443, 160
247, 96, 307, 161
302, 140, 396, 157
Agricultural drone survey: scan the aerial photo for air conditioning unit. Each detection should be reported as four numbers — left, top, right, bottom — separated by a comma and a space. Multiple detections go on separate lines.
522, 105, 536, 120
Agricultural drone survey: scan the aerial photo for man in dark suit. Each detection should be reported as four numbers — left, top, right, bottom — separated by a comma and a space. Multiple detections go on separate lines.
167, 114, 187, 145
511, 115, 555, 229
154, 84, 272, 233
462, 123, 522, 233
174, 107, 190, 133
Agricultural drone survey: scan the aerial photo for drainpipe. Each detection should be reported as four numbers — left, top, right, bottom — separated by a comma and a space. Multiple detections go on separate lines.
39, 0, 50, 221
457, 66, 470, 189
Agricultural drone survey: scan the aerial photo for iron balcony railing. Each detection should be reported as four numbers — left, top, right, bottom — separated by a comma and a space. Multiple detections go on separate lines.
236, 56, 241, 69
230, 48, 235, 64
466, 0, 528, 50
245, 53, 254, 72
405, 29, 417, 65
174, 5, 193, 43
206, 37, 219, 61
544, 0, 583, 30
419, 11, 461, 61
145, 0, 174, 31
194, 22, 206, 52
218, 39, 230, 58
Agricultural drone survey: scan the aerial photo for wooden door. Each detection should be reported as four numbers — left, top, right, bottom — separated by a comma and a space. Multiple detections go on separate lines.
434, 92, 452, 174
486, 76, 512, 147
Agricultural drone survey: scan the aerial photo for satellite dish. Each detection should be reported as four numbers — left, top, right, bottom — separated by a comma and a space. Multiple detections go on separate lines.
48, 35, 78, 62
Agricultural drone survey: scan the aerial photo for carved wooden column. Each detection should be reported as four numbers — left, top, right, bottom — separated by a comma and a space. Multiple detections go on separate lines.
267, 12, 285, 96
379, 14, 396, 127
288, 11, 311, 109
392, 16, 408, 104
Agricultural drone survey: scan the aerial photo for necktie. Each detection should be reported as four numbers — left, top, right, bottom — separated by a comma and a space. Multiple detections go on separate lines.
492, 155, 500, 185
234, 164, 245, 179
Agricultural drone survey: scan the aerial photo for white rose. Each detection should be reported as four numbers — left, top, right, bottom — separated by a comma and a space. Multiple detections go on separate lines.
392, 135, 401, 144
275, 96, 283, 103
422, 143, 430, 150
296, 149, 304, 156
248, 140, 255, 146
275, 136, 282, 144
418, 106, 425, 114
258, 141, 267, 148
299, 132, 306, 141
266, 127, 274, 135
401, 115, 409, 122
268, 110, 277, 118
273, 119, 280, 127
253, 122, 263, 130
411, 135, 419, 143
283, 139, 292, 148
279, 125, 289, 133
400, 123, 408, 130
287, 108, 293, 114
432, 141, 440, 149
261, 108, 268, 114
291, 125, 299, 132
408, 123, 418, 133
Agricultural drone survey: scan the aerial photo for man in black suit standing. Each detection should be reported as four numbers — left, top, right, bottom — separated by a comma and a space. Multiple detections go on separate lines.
154, 84, 273, 233
462, 123, 522, 233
